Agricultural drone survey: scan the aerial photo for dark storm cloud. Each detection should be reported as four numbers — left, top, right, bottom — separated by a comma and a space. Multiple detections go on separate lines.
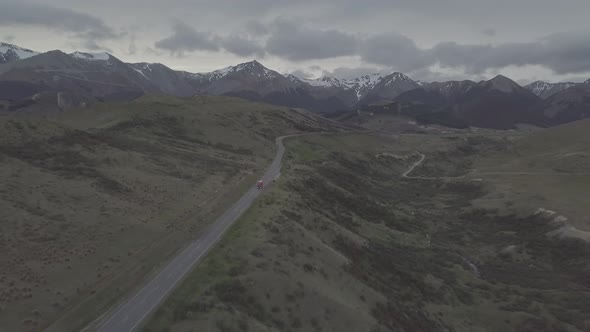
219, 35, 265, 57
535, 31, 590, 74
265, 19, 358, 61
432, 31, 590, 75
281, 28, 590, 75
22, 0, 586, 80
155, 18, 359, 60
0, 2, 118, 39
155, 15, 590, 76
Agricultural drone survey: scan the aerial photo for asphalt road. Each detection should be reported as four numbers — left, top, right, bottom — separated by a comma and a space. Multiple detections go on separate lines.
93, 134, 294, 332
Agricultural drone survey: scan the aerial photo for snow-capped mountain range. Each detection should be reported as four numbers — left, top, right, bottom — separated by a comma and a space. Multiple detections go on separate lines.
524, 81, 580, 99
301, 72, 386, 91
192, 60, 282, 82
70, 51, 111, 61
0, 42, 39, 64
1, 41, 589, 120
301, 72, 411, 101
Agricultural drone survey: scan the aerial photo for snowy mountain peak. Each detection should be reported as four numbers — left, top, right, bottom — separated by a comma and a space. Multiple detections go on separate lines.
302, 76, 346, 88
300, 71, 418, 100
524, 80, 578, 99
304, 72, 385, 89
129, 62, 157, 80
284, 74, 302, 83
381, 72, 414, 86
193, 60, 280, 82
237, 60, 263, 68
70, 51, 111, 61
388, 72, 412, 80
0, 42, 39, 63
232, 60, 280, 79
350, 73, 385, 85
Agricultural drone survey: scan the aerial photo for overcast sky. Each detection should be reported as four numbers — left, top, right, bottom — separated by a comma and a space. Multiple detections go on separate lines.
2, 0, 590, 84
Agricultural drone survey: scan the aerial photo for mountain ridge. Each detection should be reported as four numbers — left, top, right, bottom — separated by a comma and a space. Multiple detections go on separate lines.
525, 80, 579, 99
0, 42, 39, 64
1, 41, 589, 127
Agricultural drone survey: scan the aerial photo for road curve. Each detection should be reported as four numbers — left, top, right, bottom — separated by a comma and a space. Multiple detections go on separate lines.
402, 152, 590, 180
402, 152, 426, 178
91, 134, 302, 332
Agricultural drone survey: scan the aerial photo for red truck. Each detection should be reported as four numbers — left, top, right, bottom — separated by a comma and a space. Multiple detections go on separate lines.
256, 180, 264, 189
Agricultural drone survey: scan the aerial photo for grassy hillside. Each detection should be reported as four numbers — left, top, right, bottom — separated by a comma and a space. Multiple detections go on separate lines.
146, 128, 590, 331
472, 118, 590, 233
0, 95, 343, 331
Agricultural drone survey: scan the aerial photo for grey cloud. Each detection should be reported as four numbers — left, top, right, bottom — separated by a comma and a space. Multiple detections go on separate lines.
128, 35, 137, 55
536, 31, 590, 74
433, 41, 545, 74
289, 69, 314, 79
482, 28, 496, 36
220, 35, 265, 57
360, 32, 433, 72
155, 22, 264, 57
265, 19, 358, 61
80, 39, 113, 52
432, 31, 590, 75
64, 38, 113, 53
244, 21, 269, 36
516, 78, 533, 86
348, 30, 590, 76
155, 22, 219, 56
144, 47, 163, 56
0, 2, 118, 40
155, 17, 590, 76
408, 67, 486, 83
14, 0, 587, 82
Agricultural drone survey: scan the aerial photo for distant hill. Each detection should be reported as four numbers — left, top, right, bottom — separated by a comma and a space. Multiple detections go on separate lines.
0, 50, 154, 97
357, 72, 422, 106
533, 83, 590, 126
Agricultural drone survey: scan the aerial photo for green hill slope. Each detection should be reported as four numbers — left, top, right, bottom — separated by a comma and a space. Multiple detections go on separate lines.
148, 128, 590, 332
0, 95, 344, 331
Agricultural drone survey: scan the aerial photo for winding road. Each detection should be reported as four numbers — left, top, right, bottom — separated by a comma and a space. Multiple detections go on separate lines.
401, 152, 590, 180
402, 152, 590, 179
402, 152, 476, 180
402, 152, 426, 178
91, 134, 299, 332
